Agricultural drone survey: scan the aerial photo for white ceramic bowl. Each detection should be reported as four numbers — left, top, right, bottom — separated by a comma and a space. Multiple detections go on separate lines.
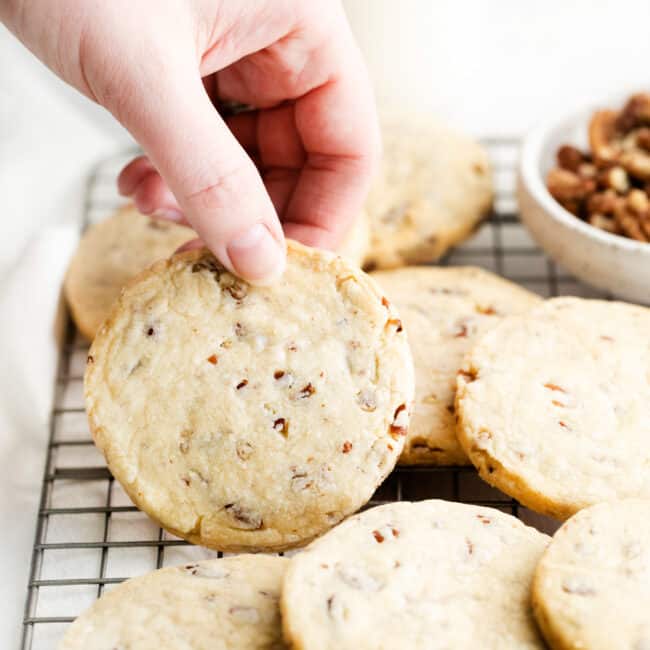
518, 104, 650, 305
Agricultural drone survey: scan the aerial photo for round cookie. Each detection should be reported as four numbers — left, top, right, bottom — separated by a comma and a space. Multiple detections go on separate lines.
60, 555, 287, 649
363, 114, 493, 270
281, 499, 548, 650
85, 241, 414, 552
456, 297, 650, 520
64, 205, 193, 340
532, 499, 650, 650
371, 266, 540, 465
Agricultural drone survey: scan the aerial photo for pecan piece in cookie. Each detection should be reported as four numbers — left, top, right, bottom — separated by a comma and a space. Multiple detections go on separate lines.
356, 389, 377, 412
297, 383, 316, 399
273, 417, 289, 436
228, 605, 260, 623
236, 440, 254, 461
389, 403, 408, 439
224, 503, 263, 530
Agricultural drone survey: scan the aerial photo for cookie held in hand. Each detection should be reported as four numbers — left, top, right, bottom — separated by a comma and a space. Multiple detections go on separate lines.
85, 241, 414, 551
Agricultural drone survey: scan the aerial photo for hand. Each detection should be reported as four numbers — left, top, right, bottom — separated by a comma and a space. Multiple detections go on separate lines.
2, 0, 380, 282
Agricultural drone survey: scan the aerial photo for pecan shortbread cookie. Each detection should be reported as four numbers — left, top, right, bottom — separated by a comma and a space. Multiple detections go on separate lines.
281, 500, 548, 650
64, 205, 193, 340
85, 242, 414, 552
457, 297, 650, 520
371, 267, 540, 465
363, 114, 493, 270
532, 499, 650, 650
60, 555, 287, 649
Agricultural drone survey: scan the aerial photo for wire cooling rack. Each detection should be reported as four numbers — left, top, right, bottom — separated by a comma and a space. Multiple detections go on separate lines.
20, 139, 609, 649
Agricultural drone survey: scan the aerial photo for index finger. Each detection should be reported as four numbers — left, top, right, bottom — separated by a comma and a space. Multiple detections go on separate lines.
282, 17, 381, 249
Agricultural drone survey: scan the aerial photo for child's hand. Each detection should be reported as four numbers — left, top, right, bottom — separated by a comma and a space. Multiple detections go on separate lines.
2, 0, 379, 282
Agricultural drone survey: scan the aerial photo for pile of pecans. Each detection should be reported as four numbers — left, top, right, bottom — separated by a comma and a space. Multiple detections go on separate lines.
547, 93, 650, 242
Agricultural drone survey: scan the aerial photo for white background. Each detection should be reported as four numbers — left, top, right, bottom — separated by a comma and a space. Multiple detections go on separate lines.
1, 1, 650, 645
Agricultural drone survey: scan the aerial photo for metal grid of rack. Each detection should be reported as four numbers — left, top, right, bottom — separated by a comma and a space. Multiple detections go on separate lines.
20, 139, 608, 649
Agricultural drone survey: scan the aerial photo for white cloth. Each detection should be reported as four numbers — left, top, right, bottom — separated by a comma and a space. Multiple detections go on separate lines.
0, 26, 130, 648
2, 2, 650, 647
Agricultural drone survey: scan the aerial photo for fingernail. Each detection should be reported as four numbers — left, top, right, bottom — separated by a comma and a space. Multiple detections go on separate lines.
227, 223, 285, 284
152, 208, 185, 223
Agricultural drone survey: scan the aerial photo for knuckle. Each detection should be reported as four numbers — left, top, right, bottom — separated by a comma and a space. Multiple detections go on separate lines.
182, 164, 248, 213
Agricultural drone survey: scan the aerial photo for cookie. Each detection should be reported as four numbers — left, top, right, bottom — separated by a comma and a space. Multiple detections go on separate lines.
363, 114, 493, 270
64, 205, 192, 340
456, 297, 650, 520
281, 499, 548, 650
85, 241, 414, 552
60, 555, 287, 649
532, 499, 650, 650
371, 267, 540, 465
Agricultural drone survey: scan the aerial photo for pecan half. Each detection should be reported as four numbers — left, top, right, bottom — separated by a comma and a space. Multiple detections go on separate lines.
615, 189, 650, 241
588, 214, 619, 233
597, 165, 629, 193
589, 109, 621, 163
616, 93, 650, 131
620, 149, 650, 181
547, 168, 596, 204
635, 127, 650, 151
557, 144, 588, 172
586, 189, 621, 216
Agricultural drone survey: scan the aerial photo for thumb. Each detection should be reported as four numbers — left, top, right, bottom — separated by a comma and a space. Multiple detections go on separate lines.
119, 72, 286, 284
